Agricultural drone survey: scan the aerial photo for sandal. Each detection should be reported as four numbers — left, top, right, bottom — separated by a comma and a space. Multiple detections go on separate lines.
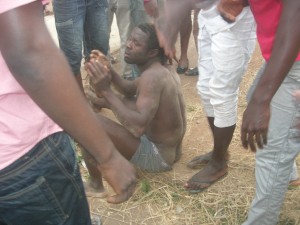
185, 67, 199, 76
176, 66, 188, 74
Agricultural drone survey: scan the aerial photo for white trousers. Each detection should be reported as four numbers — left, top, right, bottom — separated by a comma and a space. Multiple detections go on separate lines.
197, 5, 256, 128
243, 62, 300, 225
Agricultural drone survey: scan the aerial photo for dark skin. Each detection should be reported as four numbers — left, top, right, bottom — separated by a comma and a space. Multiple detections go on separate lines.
85, 27, 186, 193
241, 0, 300, 152
0, 1, 136, 204
217, 0, 249, 23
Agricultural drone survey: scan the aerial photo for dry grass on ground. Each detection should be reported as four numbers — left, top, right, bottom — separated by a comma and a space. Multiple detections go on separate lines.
78, 45, 300, 225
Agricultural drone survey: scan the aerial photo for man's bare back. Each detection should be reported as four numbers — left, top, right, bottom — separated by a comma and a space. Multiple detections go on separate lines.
137, 62, 186, 165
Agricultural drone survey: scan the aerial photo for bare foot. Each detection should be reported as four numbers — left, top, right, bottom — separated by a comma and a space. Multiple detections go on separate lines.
186, 151, 213, 169
84, 181, 108, 198
217, 0, 248, 23
289, 178, 300, 188
184, 162, 228, 193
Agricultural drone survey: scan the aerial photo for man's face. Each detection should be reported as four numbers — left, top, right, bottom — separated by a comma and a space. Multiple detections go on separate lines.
124, 27, 150, 64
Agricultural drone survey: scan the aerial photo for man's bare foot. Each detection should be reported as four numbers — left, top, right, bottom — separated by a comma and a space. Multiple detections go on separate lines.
217, 0, 248, 23
84, 181, 108, 198
187, 151, 213, 169
184, 162, 228, 193
289, 178, 300, 189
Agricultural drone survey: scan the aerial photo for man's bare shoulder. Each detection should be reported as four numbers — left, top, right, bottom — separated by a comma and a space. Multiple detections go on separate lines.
141, 63, 178, 79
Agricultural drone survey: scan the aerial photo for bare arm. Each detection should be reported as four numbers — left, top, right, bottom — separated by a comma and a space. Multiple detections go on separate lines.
155, 0, 196, 58
0, 1, 136, 203
87, 61, 162, 137
241, 0, 300, 151
144, 0, 159, 18
110, 68, 138, 97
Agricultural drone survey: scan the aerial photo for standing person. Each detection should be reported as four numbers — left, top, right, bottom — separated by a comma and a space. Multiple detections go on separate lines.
52, 0, 109, 90
185, 8, 200, 76
224, 0, 300, 224
107, 0, 133, 80
143, 0, 199, 76
176, 10, 192, 74
155, 0, 257, 193
84, 23, 186, 193
0, 1, 136, 225
186, 1, 255, 193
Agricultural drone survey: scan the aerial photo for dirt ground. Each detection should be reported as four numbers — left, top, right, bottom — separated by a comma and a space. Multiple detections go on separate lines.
81, 40, 300, 225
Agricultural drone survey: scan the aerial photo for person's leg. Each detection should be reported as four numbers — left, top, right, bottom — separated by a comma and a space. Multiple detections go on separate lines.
192, 9, 200, 51
84, 0, 109, 58
107, 0, 117, 37
52, 0, 85, 90
116, 0, 133, 79
107, 0, 118, 64
177, 10, 192, 74
130, 0, 150, 26
185, 7, 256, 192
0, 132, 92, 225
81, 104, 140, 196
185, 8, 200, 76
243, 62, 300, 225
186, 18, 215, 169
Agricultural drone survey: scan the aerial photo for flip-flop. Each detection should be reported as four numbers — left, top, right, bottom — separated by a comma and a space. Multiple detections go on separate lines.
185, 171, 228, 194
185, 67, 199, 76
186, 153, 212, 169
176, 66, 188, 74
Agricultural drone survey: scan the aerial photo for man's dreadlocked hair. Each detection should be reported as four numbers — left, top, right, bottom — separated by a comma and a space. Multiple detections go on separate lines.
137, 23, 167, 65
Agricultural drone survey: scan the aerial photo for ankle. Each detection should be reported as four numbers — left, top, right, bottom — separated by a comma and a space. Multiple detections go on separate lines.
89, 178, 104, 190
209, 158, 228, 170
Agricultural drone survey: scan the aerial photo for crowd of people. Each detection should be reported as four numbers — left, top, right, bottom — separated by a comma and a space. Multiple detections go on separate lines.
0, 0, 299, 225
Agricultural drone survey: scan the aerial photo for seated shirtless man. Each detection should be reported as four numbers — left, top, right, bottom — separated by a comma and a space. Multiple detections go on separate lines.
84, 23, 186, 196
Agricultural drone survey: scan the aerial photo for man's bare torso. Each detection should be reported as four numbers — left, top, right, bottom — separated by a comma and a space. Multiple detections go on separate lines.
137, 63, 186, 165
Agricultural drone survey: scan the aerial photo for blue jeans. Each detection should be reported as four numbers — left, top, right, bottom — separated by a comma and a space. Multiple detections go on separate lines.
0, 132, 91, 225
53, 0, 109, 75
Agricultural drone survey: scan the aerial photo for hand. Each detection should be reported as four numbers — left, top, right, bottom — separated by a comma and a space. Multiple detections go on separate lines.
241, 100, 270, 152
293, 90, 300, 103
217, 0, 249, 23
86, 58, 111, 94
144, 0, 159, 18
90, 50, 111, 68
155, 0, 193, 58
99, 150, 137, 204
